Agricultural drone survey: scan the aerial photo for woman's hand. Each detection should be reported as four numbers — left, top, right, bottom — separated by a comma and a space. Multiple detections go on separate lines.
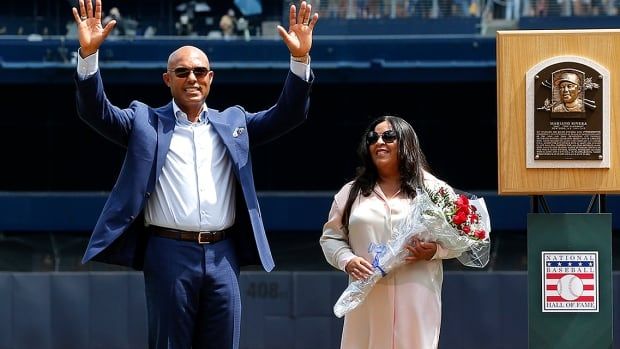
405, 238, 437, 262
345, 257, 374, 280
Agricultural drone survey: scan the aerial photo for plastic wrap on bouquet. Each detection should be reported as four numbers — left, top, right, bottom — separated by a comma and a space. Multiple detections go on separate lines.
416, 192, 491, 268
333, 189, 491, 318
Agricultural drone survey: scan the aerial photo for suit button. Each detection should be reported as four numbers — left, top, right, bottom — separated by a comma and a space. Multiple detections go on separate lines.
128, 215, 135, 222
145, 192, 151, 198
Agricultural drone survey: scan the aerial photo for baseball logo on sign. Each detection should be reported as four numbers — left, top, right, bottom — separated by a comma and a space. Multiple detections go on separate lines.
542, 251, 598, 312
556, 274, 583, 301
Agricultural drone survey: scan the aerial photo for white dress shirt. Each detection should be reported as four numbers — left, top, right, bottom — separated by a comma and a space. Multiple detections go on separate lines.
77, 50, 311, 231
145, 105, 237, 231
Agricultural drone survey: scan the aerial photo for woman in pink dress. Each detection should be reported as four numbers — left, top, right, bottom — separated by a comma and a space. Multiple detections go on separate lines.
320, 115, 462, 349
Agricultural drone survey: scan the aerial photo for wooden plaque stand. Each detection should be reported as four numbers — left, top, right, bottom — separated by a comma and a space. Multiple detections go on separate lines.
497, 29, 620, 195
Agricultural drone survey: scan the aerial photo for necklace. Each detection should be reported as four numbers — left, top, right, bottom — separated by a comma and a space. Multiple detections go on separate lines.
379, 182, 401, 198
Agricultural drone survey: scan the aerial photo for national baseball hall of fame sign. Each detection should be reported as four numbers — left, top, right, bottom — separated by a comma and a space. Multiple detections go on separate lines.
525, 56, 610, 168
542, 251, 599, 312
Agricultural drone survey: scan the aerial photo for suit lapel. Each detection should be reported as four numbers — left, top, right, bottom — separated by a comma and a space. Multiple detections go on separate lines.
153, 106, 245, 181
155, 103, 175, 181
207, 109, 239, 163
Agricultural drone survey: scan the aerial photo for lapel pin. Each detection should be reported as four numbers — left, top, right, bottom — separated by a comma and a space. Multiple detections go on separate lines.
232, 127, 245, 137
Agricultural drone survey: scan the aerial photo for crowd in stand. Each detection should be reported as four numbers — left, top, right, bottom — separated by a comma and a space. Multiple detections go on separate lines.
526, 0, 617, 17
0, 0, 618, 37
315, 0, 479, 18
314, 0, 618, 19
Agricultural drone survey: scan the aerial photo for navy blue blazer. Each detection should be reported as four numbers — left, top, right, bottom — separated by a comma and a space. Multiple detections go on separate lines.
75, 69, 312, 271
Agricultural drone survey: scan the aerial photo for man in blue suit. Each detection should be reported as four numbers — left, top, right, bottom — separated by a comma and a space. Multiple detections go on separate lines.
71, 0, 319, 348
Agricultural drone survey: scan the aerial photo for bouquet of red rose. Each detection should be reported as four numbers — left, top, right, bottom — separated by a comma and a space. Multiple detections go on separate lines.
423, 186, 490, 268
333, 186, 491, 318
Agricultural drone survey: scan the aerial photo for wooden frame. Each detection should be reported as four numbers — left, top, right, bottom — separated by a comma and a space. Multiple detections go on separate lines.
497, 29, 620, 194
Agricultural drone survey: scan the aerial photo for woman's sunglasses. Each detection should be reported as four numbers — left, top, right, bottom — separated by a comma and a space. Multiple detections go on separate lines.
168, 67, 211, 78
366, 130, 397, 145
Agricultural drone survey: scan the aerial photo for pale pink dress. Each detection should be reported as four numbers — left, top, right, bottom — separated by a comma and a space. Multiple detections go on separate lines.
320, 173, 461, 349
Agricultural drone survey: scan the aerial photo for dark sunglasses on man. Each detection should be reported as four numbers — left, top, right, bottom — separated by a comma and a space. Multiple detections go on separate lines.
366, 130, 397, 145
168, 67, 211, 78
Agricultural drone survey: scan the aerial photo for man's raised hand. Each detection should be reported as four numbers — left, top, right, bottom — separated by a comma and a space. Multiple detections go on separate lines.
277, 1, 319, 62
72, 0, 116, 57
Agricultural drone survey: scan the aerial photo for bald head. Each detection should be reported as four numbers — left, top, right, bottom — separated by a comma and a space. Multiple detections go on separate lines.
163, 45, 214, 122
167, 46, 210, 70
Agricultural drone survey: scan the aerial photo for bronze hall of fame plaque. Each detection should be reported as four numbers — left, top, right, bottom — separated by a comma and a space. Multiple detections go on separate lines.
526, 56, 610, 169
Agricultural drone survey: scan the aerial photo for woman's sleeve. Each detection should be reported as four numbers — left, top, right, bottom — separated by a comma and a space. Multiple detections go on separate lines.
319, 187, 356, 271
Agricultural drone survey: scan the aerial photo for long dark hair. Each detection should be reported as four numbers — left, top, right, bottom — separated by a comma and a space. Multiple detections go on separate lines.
340, 116, 429, 230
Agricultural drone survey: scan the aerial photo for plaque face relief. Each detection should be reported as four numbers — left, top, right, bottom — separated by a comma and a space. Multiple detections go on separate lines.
526, 56, 610, 168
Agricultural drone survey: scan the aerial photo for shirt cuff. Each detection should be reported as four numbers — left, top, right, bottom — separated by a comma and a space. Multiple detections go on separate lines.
290, 55, 311, 82
337, 253, 356, 271
77, 49, 99, 80
432, 243, 447, 260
